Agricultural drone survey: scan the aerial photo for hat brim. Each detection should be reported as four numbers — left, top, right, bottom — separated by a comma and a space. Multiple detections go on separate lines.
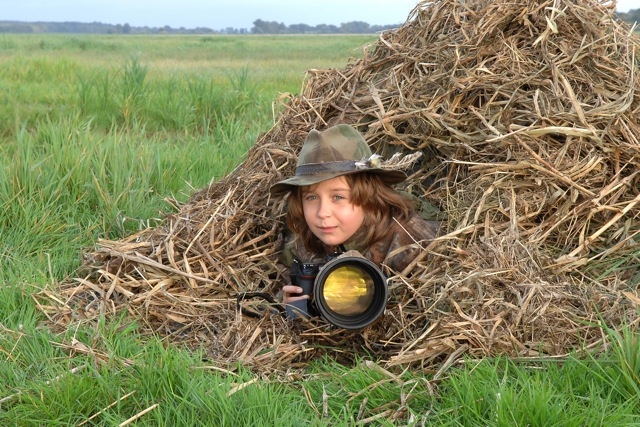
269, 168, 407, 195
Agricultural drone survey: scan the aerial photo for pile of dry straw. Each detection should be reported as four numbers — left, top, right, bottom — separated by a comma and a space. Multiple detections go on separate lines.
39, 0, 640, 373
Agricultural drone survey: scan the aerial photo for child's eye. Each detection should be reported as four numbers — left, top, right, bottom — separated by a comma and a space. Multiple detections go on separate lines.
332, 194, 346, 201
304, 194, 318, 201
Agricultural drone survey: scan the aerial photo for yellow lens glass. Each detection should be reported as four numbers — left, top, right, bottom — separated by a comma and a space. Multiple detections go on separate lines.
321, 265, 374, 316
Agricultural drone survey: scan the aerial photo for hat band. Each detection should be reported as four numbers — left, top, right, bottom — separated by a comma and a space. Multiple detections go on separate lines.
296, 160, 358, 176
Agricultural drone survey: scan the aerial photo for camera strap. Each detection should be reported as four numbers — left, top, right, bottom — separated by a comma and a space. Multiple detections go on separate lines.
236, 292, 286, 319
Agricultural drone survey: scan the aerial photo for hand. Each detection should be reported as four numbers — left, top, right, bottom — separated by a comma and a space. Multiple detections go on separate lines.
282, 285, 309, 304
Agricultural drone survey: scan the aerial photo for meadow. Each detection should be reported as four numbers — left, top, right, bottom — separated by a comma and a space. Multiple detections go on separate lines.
1, 33, 639, 426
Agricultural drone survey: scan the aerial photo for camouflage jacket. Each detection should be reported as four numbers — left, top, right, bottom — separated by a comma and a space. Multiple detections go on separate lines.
278, 213, 441, 276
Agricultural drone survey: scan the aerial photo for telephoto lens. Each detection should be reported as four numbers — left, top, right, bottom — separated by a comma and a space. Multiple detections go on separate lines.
286, 251, 388, 329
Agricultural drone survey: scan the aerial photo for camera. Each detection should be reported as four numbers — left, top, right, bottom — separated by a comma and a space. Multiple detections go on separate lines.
285, 251, 388, 329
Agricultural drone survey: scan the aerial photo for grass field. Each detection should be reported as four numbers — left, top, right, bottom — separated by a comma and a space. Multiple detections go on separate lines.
1, 33, 639, 426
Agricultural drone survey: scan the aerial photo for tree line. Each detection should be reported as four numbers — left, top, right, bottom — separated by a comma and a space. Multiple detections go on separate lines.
0, 19, 399, 35
249, 19, 397, 34
616, 9, 640, 25
1, 10, 637, 35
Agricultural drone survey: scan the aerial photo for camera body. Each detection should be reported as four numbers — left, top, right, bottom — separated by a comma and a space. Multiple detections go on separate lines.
285, 256, 334, 318
285, 251, 388, 330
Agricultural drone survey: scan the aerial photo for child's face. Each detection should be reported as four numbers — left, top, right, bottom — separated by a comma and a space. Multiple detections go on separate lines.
301, 175, 365, 247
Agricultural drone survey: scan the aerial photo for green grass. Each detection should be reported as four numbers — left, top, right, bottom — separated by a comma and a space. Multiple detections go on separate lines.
0, 33, 374, 136
1, 33, 639, 425
433, 356, 639, 426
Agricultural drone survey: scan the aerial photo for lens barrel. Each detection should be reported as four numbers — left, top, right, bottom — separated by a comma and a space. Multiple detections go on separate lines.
313, 256, 387, 329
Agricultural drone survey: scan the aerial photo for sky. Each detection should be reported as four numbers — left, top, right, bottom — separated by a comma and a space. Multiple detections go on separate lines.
1, 0, 636, 30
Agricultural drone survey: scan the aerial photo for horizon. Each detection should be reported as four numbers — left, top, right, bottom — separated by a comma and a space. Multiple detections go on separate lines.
1, 0, 635, 31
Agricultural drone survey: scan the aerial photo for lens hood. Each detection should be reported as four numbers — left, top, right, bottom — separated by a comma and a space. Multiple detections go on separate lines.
312, 255, 388, 329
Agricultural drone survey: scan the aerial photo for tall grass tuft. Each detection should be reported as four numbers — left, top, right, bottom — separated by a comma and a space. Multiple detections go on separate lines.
586, 322, 640, 403
430, 356, 639, 426
73, 57, 265, 135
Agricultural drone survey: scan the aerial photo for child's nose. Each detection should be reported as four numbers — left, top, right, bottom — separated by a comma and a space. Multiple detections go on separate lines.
317, 199, 331, 218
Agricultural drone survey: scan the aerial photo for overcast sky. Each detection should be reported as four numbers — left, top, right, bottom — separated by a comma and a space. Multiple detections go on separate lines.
1, 0, 636, 30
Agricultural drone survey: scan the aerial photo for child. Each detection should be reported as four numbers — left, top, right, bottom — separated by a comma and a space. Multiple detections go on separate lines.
270, 124, 441, 306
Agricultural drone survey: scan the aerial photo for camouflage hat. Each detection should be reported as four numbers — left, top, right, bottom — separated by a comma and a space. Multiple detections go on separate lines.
270, 124, 407, 195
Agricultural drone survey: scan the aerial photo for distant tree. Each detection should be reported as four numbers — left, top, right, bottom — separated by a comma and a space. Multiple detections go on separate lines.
289, 23, 313, 34
195, 26, 214, 34
616, 8, 640, 25
251, 19, 287, 34
340, 21, 370, 33
251, 19, 266, 34
0, 22, 34, 33
123, 23, 131, 34
314, 24, 339, 34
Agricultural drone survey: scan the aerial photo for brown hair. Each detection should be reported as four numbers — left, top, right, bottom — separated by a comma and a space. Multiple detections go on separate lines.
284, 173, 414, 254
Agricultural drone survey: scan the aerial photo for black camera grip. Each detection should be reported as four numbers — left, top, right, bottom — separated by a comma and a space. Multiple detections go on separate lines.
285, 260, 318, 319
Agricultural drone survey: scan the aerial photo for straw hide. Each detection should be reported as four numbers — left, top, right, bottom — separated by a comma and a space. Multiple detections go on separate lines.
40, 0, 640, 373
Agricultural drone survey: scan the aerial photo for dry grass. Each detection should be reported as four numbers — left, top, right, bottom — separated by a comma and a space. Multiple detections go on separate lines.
38, 0, 640, 374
